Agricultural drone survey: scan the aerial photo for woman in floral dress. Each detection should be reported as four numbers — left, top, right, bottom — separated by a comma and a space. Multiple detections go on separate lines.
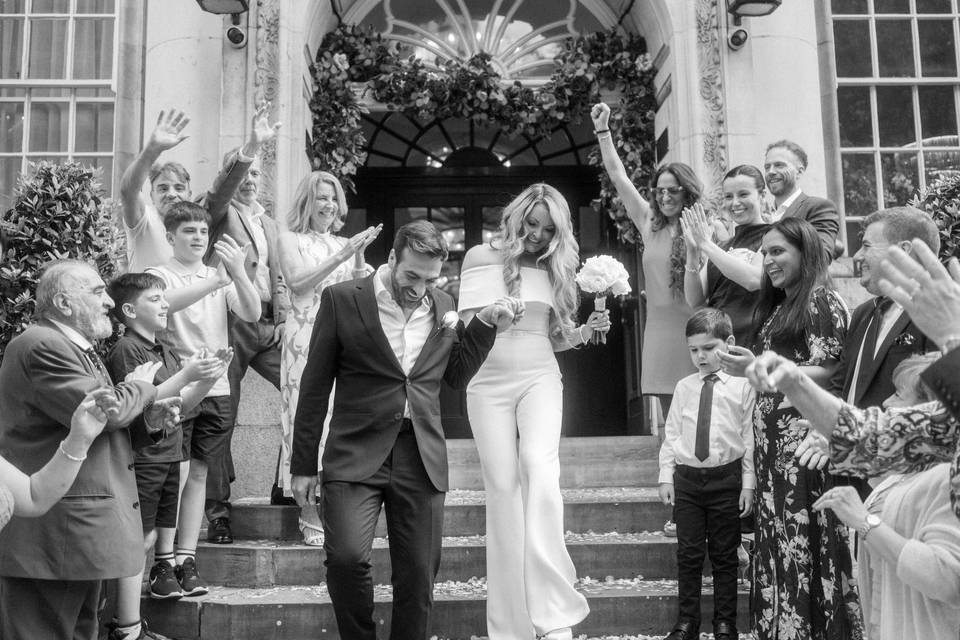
722, 217, 863, 639
276, 171, 379, 544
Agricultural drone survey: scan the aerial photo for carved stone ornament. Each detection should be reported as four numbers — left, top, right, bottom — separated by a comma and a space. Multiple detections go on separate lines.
695, 0, 728, 212
254, 0, 280, 217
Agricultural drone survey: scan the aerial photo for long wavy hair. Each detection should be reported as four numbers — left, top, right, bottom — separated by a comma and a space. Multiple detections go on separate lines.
286, 171, 349, 234
494, 183, 580, 337
751, 217, 832, 347
649, 163, 702, 297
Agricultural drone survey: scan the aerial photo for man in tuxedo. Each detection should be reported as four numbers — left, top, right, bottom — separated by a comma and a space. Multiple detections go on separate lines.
0, 260, 176, 640
291, 221, 517, 640
827, 207, 939, 498
764, 139, 842, 260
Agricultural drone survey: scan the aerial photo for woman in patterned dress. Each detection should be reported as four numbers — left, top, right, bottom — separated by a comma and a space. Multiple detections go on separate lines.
276, 171, 380, 544
721, 217, 863, 639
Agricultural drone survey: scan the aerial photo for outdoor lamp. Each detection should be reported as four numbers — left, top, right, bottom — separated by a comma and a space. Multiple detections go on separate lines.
726, 0, 781, 18
195, 0, 249, 14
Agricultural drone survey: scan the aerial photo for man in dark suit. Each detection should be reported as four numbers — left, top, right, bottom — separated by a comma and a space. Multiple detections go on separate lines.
0, 260, 176, 640
203, 142, 291, 544
764, 139, 842, 260
827, 207, 939, 498
291, 221, 517, 640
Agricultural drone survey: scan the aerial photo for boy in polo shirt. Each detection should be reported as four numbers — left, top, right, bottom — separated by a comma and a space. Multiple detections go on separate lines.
657, 308, 756, 640
104, 272, 229, 640
146, 201, 260, 597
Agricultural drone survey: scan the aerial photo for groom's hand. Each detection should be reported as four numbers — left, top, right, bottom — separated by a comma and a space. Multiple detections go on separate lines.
477, 297, 522, 332
291, 474, 318, 507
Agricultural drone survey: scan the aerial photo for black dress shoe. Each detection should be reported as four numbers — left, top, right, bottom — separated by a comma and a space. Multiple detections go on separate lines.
270, 484, 297, 506
663, 620, 699, 640
207, 517, 233, 544
713, 621, 738, 640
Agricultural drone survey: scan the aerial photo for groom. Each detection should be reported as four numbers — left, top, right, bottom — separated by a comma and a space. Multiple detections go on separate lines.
291, 220, 516, 639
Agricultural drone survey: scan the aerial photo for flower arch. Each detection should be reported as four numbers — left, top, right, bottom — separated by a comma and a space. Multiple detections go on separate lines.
309, 23, 658, 244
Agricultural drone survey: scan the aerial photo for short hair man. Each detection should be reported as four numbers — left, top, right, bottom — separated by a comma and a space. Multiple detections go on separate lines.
763, 139, 842, 260
290, 221, 518, 639
828, 206, 939, 497
0, 260, 172, 640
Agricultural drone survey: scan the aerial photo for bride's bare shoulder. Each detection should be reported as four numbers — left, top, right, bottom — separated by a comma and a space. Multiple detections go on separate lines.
462, 243, 503, 269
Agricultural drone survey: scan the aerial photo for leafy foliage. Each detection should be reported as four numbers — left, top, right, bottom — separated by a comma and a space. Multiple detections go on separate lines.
309, 24, 657, 243
912, 173, 960, 261
0, 161, 121, 355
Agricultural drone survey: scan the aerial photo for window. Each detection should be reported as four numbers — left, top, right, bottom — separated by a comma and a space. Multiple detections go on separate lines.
833, 0, 960, 248
0, 0, 116, 208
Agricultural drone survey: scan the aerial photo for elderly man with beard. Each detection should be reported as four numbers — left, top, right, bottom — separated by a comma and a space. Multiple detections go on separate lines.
0, 259, 179, 640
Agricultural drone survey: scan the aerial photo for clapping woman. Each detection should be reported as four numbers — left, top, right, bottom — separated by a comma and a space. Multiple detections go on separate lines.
458, 184, 609, 640
276, 171, 380, 545
591, 102, 699, 418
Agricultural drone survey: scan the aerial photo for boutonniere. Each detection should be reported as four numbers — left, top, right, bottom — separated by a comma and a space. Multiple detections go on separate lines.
894, 333, 917, 347
433, 310, 459, 338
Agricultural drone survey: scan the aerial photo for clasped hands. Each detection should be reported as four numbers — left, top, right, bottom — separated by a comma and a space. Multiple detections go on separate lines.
476, 297, 525, 332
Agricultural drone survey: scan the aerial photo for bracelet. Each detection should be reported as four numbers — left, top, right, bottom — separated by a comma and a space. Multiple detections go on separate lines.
594, 128, 610, 135
58, 440, 87, 462
684, 265, 701, 274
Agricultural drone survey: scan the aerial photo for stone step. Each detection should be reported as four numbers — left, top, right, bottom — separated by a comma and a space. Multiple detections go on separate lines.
196, 533, 680, 588
141, 580, 750, 640
231, 487, 672, 540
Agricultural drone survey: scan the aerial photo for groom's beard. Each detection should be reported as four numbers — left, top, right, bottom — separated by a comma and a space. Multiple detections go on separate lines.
390, 274, 427, 310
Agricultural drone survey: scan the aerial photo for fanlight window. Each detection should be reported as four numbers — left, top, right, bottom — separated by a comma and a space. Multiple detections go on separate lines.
350, 0, 609, 79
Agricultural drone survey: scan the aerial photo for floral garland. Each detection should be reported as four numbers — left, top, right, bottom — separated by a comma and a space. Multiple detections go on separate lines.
309, 24, 658, 244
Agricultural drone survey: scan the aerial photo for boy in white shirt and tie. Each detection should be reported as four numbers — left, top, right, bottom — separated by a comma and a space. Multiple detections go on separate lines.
658, 308, 756, 640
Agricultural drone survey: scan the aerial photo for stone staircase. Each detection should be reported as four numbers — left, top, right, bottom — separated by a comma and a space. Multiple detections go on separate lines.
140, 436, 750, 639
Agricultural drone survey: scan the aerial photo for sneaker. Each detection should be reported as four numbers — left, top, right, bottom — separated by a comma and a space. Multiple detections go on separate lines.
175, 556, 209, 596
148, 560, 183, 600
105, 618, 172, 640
663, 520, 677, 537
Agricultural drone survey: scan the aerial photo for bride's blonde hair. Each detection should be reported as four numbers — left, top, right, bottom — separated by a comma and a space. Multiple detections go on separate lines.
495, 183, 580, 337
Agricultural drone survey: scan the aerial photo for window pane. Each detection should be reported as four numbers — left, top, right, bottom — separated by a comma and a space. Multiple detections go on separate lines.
76, 0, 115, 12
924, 150, 960, 184
876, 20, 915, 77
918, 20, 956, 77
834, 20, 872, 77
877, 86, 916, 146
0, 1, 25, 13
27, 18, 68, 78
76, 87, 114, 97
73, 155, 111, 195
0, 18, 24, 78
918, 85, 957, 144
0, 102, 24, 152
0, 157, 22, 210
74, 17, 113, 79
916, 0, 953, 12
838, 86, 873, 146
873, 0, 910, 11
75, 102, 112, 152
30, 87, 70, 96
881, 151, 918, 206
842, 153, 878, 217
482, 206, 500, 245
31, 0, 68, 12
28, 101, 69, 152
831, 0, 866, 13
0, 87, 25, 96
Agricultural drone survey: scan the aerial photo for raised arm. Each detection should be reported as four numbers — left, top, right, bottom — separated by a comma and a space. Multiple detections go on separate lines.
683, 204, 762, 294
278, 225, 381, 298
217, 235, 261, 322
119, 110, 190, 229
148, 265, 231, 313
590, 103, 653, 234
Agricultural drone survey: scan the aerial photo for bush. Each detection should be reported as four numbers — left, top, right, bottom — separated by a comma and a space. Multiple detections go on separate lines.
912, 173, 960, 261
0, 161, 122, 356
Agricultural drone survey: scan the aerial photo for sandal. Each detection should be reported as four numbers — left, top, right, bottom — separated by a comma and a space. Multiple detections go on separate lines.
298, 517, 324, 547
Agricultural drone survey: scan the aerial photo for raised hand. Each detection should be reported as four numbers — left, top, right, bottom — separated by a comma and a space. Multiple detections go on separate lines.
248, 102, 282, 149
339, 225, 381, 262
745, 350, 800, 393
717, 344, 755, 377
147, 110, 190, 152
590, 103, 611, 131
182, 352, 226, 383
69, 388, 118, 444
477, 297, 521, 332
214, 234, 251, 280
144, 396, 183, 435
877, 239, 960, 349
681, 203, 713, 250
357, 224, 383, 254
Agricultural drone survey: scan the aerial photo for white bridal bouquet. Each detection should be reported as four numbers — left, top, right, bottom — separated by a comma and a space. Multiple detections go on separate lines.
574, 255, 631, 344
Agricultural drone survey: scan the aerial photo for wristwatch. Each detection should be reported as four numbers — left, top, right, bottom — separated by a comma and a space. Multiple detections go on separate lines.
858, 513, 882, 539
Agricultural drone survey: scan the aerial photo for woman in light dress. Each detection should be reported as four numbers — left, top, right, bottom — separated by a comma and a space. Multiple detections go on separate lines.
458, 183, 610, 640
276, 171, 380, 545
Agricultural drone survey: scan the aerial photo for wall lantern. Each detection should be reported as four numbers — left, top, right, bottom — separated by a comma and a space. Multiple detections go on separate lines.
195, 0, 249, 15
727, 0, 781, 24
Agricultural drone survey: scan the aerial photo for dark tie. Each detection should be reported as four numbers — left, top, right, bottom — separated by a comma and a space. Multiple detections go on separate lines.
855, 297, 895, 398
695, 373, 719, 462
85, 347, 112, 385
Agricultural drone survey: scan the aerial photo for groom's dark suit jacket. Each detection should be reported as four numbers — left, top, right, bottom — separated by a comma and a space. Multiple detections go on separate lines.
290, 275, 496, 491
829, 298, 934, 409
